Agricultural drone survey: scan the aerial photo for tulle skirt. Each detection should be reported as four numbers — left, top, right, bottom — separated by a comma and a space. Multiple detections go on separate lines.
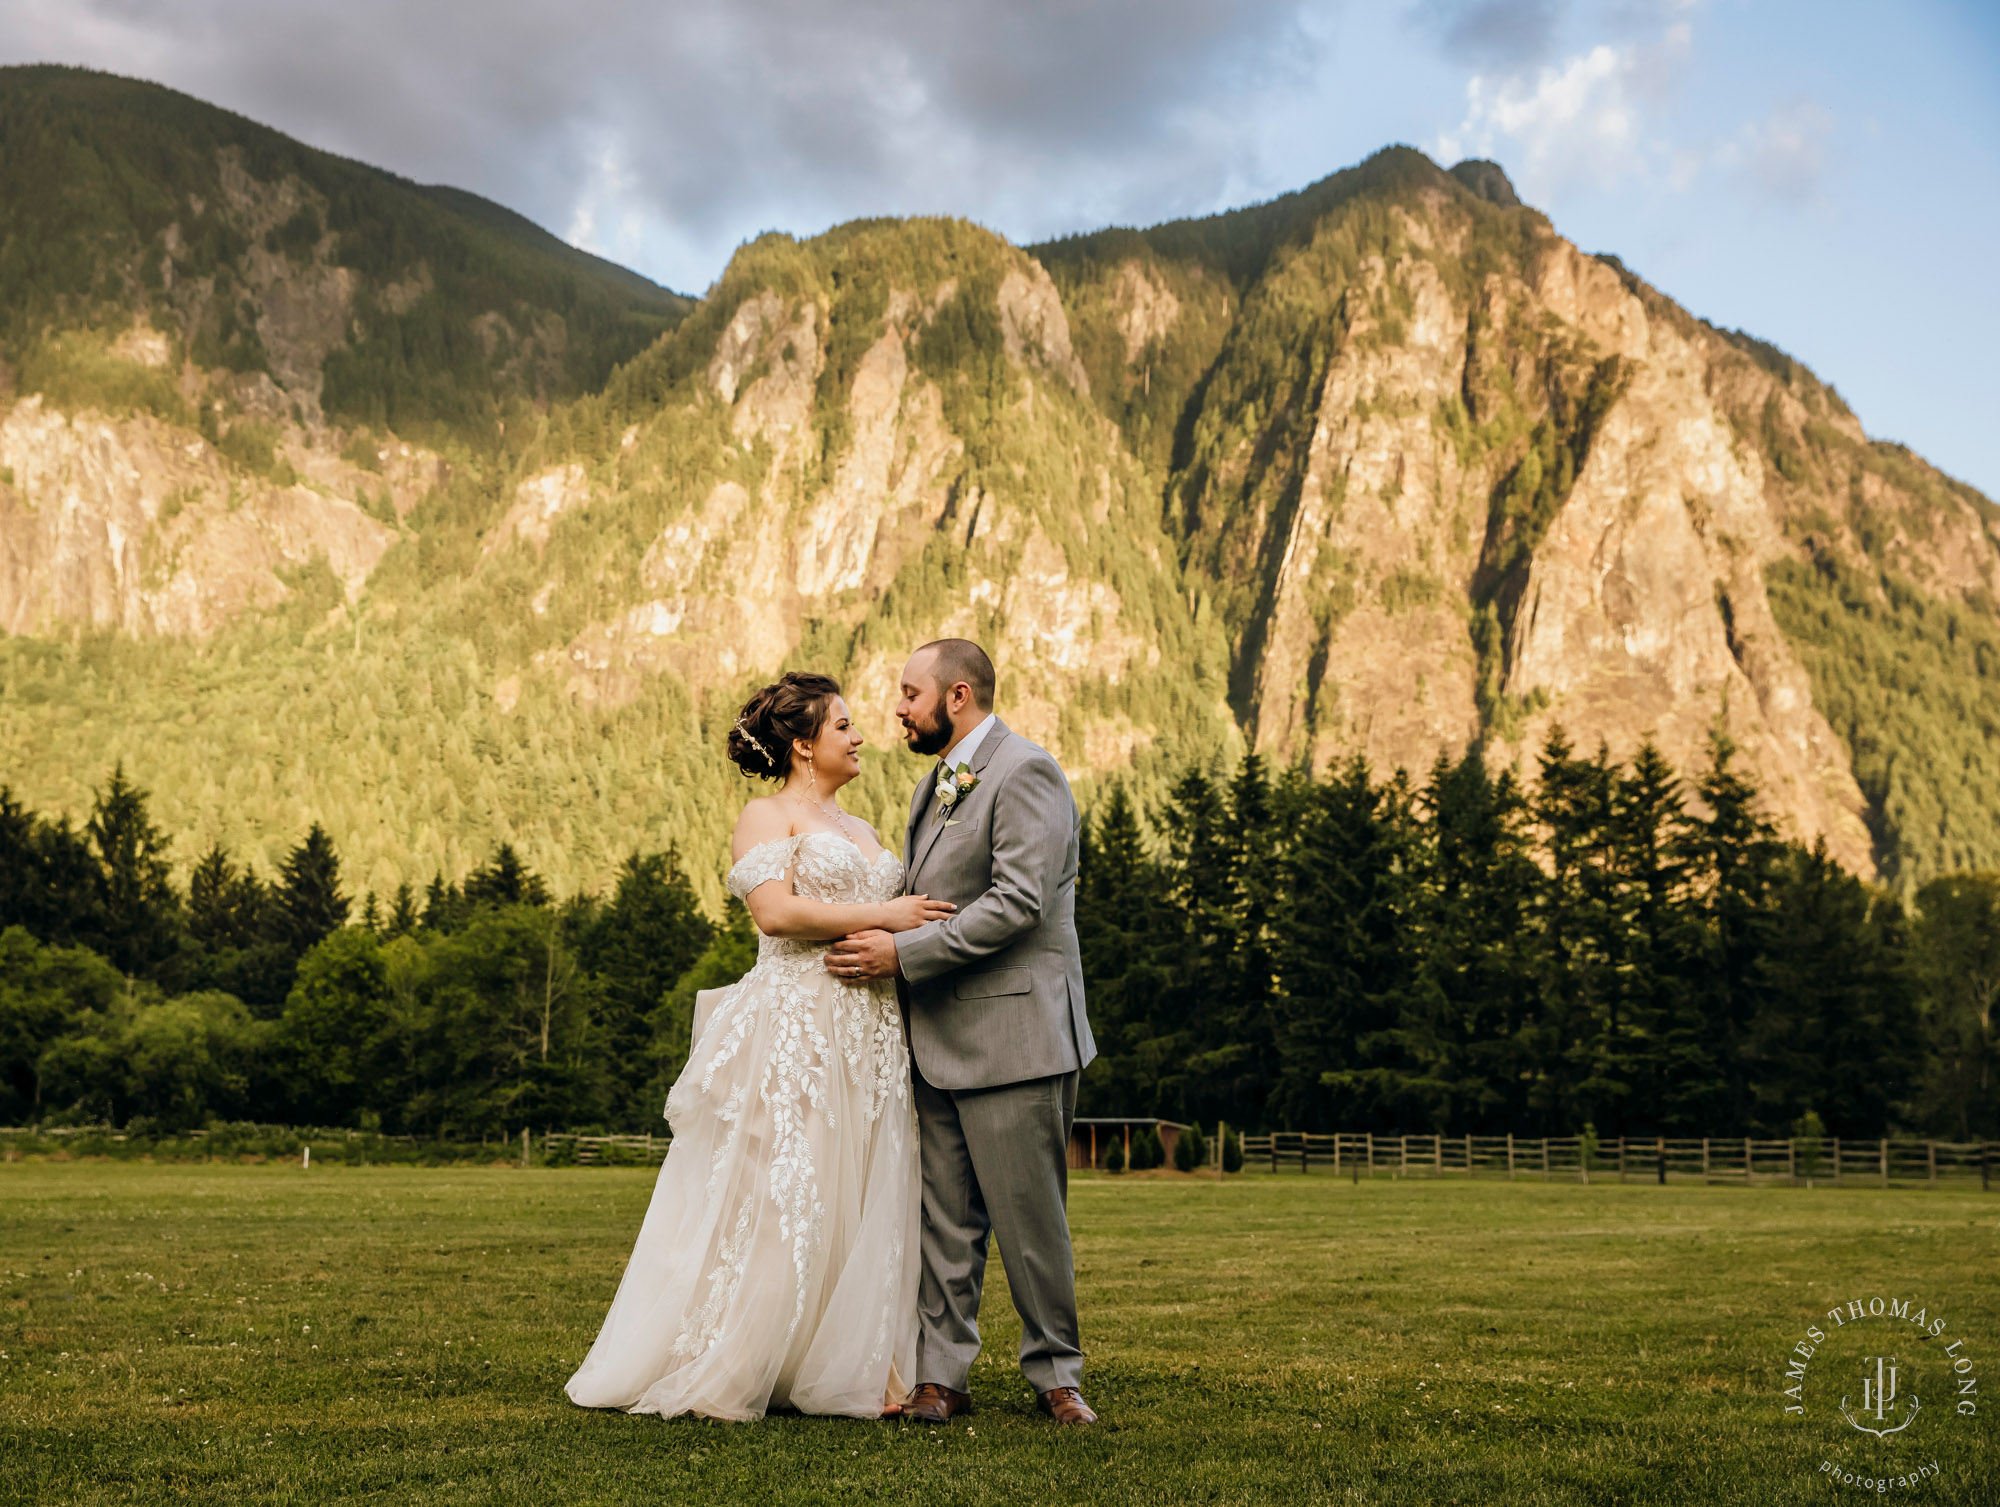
565, 947, 919, 1421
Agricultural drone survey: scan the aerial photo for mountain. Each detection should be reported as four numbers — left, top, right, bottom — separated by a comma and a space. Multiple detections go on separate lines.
0, 65, 688, 434
1, 71, 1995, 905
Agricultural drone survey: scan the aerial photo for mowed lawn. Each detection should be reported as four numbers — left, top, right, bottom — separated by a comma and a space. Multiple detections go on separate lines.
2, 1163, 1996, 1505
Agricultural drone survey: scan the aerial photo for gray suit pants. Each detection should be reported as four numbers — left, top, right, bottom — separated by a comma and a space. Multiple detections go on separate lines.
914, 1064, 1083, 1394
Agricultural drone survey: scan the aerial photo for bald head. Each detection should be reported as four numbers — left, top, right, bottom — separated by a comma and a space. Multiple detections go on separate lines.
896, 638, 996, 757
912, 638, 995, 711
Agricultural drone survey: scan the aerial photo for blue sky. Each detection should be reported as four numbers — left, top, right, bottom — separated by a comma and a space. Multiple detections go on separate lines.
4, 1, 1996, 495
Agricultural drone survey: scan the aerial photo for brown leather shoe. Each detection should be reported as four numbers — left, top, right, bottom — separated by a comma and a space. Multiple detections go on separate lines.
1038, 1386, 1098, 1425
903, 1383, 972, 1423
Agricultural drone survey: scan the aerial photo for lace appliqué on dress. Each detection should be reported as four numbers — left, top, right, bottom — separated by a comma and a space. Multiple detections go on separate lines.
726, 834, 802, 901
618, 827, 915, 1405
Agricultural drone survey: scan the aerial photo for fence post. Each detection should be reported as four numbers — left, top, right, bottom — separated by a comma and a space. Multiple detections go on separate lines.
1744, 1137, 1753, 1186
1541, 1137, 1549, 1181
1304, 1135, 1311, 1176
1270, 1134, 1277, 1175
1217, 1122, 1225, 1182
1436, 1135, 1443, 1176
1507, 1133, 1515, 1181
1657, 1137, 1666, 1185
1400, 1136, 1408, 1179
1831, 1136, 1840, 1185
520, 1127, 529, 1169
1617, 1137, 1626, 1184
1367, 1133, 1375, 1180
1788, 1137, 1796, 1186
1465, 1134, 1473, 1179
1984, 1142, 1992, 1194
1879, 1138, 1889, 1188
1927, 1140, 1936, 1188
302, 1145, 310, 1171
1701, 1138, 1710, 1183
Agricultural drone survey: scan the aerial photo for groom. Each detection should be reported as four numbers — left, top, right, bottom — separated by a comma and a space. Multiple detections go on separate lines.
824, 638, 1098, 1427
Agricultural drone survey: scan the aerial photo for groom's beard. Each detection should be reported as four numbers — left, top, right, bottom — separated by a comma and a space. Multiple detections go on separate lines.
904, 702, 956, 757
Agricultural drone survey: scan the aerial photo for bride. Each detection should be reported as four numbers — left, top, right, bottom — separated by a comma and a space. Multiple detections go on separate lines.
565, 671, 951, 1421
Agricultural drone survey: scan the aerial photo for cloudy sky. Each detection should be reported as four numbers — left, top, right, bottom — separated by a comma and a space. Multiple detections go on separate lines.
4, 1, 1996, 495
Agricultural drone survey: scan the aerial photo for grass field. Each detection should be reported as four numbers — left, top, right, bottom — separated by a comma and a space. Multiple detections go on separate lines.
3, 1163, 1995, 1505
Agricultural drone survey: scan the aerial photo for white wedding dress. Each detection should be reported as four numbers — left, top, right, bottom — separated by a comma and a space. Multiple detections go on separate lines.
565, 831, 919, 1421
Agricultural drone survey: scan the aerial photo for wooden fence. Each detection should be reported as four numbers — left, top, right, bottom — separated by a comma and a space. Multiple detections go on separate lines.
1234, 1132, 1998, 1189
542, 1132, 670, 1166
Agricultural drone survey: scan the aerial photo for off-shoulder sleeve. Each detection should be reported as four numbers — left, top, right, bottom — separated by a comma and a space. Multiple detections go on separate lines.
726, 834, 800, 900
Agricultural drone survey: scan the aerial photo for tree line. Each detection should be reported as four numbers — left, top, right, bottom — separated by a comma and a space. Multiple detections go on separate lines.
1, 770, 719, 1135
1077, 734, 1998, 1143
4, 733, 1996, 1143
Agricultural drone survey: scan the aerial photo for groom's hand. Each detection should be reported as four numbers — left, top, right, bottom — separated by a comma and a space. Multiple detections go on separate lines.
826, 929, 900, 981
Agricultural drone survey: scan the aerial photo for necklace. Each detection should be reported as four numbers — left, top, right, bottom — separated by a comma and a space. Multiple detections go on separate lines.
788, 786, 858, 844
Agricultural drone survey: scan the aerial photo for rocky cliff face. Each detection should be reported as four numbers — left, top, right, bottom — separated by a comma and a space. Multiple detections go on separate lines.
0, 391, 404, 637
1049, 153, 2000, 880
1, 131, 1994, 898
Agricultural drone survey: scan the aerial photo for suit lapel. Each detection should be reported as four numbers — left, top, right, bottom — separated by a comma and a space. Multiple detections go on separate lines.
903, 765, 931, 872
908, 718, 1012, 886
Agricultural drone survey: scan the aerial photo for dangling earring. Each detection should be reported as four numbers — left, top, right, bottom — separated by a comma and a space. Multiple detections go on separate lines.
806, 751, 818, 800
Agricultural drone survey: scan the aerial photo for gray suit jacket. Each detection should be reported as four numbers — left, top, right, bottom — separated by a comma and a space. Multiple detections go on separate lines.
897, 718, 1096, 1092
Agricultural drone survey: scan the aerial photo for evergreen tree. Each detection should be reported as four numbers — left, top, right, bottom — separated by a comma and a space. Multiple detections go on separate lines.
179, 839, 289, 1013
85, 764, 180, 977
1149, 767, 1237, 1121
1908, 873, 2000, 1139
1604, 742, 1701, 1134
1528, 730, 1619, 1133
186, 842, 263, 951
1270, 757, 1418, 1130
271, 823, 349, 956
422, 874, 467, 933
1075, 784, 1171, 1116
385, 881, 420, 938
577, 848, 714, 1108
463, 843, 551, 909
0, 789, 102, 947
1684, 733, 1787, 1131
1217, 753, 1283, 1126
1745, 841, 1919, 1136
1399, 749, 1539, 1132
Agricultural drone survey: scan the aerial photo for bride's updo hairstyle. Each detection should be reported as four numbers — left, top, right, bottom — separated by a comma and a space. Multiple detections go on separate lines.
727, 671, 842, 782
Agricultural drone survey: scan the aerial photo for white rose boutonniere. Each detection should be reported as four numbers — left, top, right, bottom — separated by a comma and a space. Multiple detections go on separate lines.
937, 762, 981, 823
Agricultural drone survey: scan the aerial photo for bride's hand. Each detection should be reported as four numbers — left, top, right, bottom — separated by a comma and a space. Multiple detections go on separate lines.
881, 894, 956, 932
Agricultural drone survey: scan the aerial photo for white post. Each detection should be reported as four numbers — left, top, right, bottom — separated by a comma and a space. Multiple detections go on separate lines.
302, 1145, 310, 1170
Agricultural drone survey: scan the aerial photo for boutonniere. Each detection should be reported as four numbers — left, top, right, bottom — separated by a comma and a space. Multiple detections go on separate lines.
936, 762, 980, 823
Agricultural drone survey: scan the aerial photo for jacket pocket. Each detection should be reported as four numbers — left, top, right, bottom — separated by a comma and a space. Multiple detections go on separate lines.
954, 966, 1031, 999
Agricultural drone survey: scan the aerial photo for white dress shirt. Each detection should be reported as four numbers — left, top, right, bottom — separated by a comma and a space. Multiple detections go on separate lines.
941, 711, 996, 773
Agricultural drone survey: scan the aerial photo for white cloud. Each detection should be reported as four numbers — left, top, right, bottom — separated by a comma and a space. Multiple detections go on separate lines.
1433, 19, 1690, 194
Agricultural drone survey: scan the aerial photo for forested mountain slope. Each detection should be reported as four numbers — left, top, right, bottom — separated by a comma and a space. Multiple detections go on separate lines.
0, 76, 1994, 902
1038, 148, 2000, 886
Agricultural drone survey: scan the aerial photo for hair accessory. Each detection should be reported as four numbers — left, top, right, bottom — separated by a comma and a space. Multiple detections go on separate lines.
733, 715, 776, 769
